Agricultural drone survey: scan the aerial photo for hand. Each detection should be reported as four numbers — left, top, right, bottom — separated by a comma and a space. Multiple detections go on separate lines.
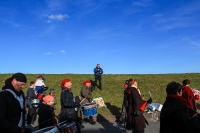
147, 98, 152, 104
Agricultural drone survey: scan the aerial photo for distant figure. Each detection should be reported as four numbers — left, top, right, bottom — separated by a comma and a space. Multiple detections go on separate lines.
35, 75, 46, 94
93, 64, 103, 90
160, 81, 200, 133
119, 80, 129, 124
182, 79, 197, 115
26, 81, 37, 125
0, 73, 32, 133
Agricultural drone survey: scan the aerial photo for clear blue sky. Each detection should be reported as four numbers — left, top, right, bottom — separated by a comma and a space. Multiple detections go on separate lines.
0, 0, 200, 74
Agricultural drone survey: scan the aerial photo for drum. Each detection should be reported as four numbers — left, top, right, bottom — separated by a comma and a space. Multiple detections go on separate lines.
32, 126, 58, 133
82, 103, 97, 117
31, 99, 40, 108
92, 97, 106, 108
37, 93, 44, 100
147, 102, 163, 112
59, 121, 77, 133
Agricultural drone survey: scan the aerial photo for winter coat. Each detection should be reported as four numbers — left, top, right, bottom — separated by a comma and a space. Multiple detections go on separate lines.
160, 96, 195, 133
38, 103, 54, 129
0, 88, 26, 133
94, 67, 103, 77
59, 89, 80, 122
125, 87, 146, 132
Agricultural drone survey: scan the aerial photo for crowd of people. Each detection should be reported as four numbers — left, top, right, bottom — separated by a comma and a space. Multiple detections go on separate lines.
0, 65, 200, 133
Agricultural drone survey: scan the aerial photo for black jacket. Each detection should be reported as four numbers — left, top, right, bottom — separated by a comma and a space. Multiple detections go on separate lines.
59, 89, 80, 122
0, 88, 26, 133
160, 96, 194, 133
38, 103, 54, 129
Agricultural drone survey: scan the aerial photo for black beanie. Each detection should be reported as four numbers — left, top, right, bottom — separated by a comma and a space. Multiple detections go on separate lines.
12, 73, 27, 83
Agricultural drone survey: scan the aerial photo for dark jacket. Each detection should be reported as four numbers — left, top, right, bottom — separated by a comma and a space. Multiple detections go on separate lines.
26, 87, 37, 108
80, 85, 92, 104
160, 96, 194, 133
125, 87, 146, 132
38, 103, 54, 129
0, 88, 26, 133
94, 67, 103, 77
59, 89, 80, 122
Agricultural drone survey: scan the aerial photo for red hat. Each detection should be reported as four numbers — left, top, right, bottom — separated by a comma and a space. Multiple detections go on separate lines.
43, 95, 54, 104
61, 78, 71, 88
83, 80, 91, 85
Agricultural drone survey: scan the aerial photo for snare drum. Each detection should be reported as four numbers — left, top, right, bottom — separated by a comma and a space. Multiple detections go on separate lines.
82, 103, 97, 117
31, 99, 40, 108
59, 121, 77, 133
32, 126, 58, 133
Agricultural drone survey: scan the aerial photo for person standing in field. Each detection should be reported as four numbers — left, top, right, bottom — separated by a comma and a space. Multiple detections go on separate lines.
79, 80, 96, 124
160, 81, 200, 133
93, 64, 103, 90
182, 79, 197, 115
59, 78, 82, 133
125, 78, 152, 133
35, 75, 46, 94
26, 81, 37, 125
0, 73, 32, 133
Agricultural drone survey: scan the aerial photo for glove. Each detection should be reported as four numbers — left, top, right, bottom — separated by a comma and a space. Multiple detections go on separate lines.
21, 128, 32, 133
147, 98, 152, 104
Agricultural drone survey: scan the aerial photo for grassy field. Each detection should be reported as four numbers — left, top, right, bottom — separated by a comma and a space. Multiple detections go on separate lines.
1, 73, 200, 119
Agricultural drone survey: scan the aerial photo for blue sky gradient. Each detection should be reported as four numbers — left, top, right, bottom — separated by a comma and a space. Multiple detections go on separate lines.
0, 0, 200, 74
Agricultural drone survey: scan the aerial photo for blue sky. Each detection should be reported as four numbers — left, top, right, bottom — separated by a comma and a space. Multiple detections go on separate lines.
0, 0, 200, 74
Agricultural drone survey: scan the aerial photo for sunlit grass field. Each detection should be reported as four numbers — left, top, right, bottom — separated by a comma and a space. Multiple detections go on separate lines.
1, 73, 200, 119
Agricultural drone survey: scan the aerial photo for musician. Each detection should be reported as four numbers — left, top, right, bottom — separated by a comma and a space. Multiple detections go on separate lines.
0, 73, 31, 133
79, 80, 96, 124
35, 75, 46, 94
26, 81, 37, 125
119, 80, 129, 124
125, 79, 152, 133
182, 79, 197, 116
59, 78, 82, 133
160, 81, 198, 133
38, 95, 57, 129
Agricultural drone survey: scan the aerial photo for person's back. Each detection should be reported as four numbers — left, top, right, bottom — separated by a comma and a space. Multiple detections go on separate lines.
160, 82, 195, 133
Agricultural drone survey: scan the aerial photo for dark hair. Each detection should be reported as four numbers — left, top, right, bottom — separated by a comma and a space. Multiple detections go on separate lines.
182, 79, 190, 86
30, 81, 35, 86
166, 82, 182, 95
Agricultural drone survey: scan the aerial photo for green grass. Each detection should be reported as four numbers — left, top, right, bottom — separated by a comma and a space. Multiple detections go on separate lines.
1, 73, 200, 118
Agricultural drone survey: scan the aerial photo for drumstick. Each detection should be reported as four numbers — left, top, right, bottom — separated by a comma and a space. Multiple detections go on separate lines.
80, 98, 86, 104
148, 91, 152, 98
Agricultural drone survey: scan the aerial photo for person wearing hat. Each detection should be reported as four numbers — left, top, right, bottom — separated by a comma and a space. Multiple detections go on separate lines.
35, 75, 47, 95
119, 80, 129, 125
0, 73, 32, 133
160, 81, 200, 133
37, 95, 57, 129
59, 78, 82, 133
79, 80, 96, 124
